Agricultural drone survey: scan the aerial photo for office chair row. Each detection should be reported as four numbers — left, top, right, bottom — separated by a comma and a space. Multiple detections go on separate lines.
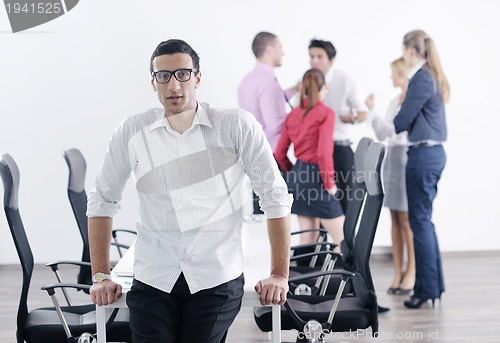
1, 149, 134, 343
253, 138, 386, 343
1, 140, 384, 343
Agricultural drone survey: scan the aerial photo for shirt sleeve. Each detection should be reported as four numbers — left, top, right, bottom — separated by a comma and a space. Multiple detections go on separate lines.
317, 109, 335, 190
258, 81, 287, 149
274, 117, 293, 172
394, 73, 432, 134
346, 76, 369, 113
87, 119, 134, 218
233, 109, 293, 219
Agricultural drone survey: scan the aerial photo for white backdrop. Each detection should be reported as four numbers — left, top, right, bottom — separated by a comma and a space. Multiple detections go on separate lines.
1, 0, 499, 264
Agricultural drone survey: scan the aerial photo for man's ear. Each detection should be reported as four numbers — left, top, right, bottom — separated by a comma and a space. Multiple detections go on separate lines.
194, 71, 202, 89
151, 78, 156, 91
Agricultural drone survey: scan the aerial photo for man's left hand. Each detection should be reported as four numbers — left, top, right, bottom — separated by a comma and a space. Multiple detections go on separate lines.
254, 274, 288, 306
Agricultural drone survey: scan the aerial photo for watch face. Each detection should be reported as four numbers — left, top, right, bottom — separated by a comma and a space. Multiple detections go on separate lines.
93, 272, 110, 283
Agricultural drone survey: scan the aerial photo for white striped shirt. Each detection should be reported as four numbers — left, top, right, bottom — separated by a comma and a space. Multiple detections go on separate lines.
87, 102, 293, 293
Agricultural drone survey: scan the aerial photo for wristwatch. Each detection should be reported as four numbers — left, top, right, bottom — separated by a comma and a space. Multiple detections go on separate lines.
92, 272, 112, 283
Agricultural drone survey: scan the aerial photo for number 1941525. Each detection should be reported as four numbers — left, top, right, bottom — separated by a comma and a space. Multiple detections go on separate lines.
6, 2, 62, 14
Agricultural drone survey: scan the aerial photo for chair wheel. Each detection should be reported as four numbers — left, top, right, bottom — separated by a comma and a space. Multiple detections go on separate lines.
77, 332, 97, 343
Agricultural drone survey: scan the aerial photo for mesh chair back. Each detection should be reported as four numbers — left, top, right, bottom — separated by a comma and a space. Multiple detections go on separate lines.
0, 154, 34, 343
62, 148, 92, 286
340, 137, 373, 266
353, 142, 385, 291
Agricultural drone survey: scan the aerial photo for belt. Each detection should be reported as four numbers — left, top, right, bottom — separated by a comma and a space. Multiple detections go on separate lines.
334, 140, 352, 146
409, 141, 442, 148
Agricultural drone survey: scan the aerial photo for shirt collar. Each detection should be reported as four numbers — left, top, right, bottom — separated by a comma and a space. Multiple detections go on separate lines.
255, 62, 275, 76
408, 60, 427, 80
324, 67, 335, 83
149, 102, 213, 132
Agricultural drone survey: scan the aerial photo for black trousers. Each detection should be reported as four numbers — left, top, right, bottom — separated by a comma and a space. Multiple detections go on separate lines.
333, 144, 355, 213
126, 273, 244, 343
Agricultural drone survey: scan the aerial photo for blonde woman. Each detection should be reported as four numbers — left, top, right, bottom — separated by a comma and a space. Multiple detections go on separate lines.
394, 30, 450, 309
366, 58, 415, 296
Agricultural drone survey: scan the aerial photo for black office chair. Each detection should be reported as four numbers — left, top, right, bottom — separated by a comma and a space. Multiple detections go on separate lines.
287, 138, 374, 295
338, 137, 373, 269
290, 137, 373, 268
0, 153, 131, 343
254, 142, 385, 342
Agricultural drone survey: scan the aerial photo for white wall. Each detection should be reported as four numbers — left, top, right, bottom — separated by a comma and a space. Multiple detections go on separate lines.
1, 0, 499, 264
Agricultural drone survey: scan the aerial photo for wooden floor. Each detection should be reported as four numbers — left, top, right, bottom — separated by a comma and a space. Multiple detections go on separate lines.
1, 252, 500, 342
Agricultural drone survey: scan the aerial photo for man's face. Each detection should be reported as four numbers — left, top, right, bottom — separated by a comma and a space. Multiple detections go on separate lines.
309, 47, 333, 75
151, 53, 201, 117
270, 39, 284, 67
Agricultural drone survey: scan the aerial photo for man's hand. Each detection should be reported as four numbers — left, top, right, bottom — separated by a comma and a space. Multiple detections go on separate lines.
254, 274, 288, 306
90, 280, 122, 306
365, 93, 375, 110
327, 184, 338, 196
339, 111, 356, 123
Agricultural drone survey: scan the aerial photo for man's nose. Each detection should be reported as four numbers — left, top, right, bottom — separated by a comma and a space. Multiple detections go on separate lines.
167, 78, 181, 91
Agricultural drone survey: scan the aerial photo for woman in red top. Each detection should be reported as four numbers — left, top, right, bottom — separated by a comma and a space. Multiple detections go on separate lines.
275, 68, 344, 246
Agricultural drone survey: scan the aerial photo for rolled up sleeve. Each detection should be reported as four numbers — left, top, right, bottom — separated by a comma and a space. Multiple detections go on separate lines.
233, 109, 293, 219
87, 119, 134, 218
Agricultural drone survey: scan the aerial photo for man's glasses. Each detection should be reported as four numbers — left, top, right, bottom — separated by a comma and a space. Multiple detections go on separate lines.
151, 68, 198, 84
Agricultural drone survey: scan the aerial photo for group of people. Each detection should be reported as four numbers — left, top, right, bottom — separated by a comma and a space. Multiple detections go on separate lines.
238, 30, 449, 310
85, 29, 449, 342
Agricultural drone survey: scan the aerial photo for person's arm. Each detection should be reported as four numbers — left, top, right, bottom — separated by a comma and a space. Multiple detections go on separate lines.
87, 118, 134, 305
232, 109, 293, 305
370, 96, 399, 141
273, 116, 293, 172
394, 73, 432, 133
346, 76, 368, 123
89, 217, 122, 306
317, 109, 335, 191
284, 80, 301, 100
259, 81, 288, 147
254, 216, 290, 305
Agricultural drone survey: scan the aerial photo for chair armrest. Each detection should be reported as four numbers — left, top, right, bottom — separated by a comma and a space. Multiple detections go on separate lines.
111, 242, 130, 249
288, 270, 354, 284
46, 260, 92, 272
112, 228, 137, 236
290, 228, 328, 236
291, 241, 337, 251
290, 251, 341, 262
41, 282, 91, 296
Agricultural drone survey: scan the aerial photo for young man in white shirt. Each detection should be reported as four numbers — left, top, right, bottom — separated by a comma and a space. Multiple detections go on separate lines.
309, 39, 368, 213
87, 39, 293, 343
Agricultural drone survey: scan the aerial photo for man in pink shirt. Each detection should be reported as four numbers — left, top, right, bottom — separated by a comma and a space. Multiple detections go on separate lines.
238, 32, 298, 215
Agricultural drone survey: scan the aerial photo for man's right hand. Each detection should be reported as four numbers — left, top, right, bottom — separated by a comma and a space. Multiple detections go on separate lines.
90, 280, 122, 306
327, 185, 338, 196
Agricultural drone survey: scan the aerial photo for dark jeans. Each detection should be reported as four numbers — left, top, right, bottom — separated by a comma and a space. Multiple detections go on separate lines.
406, 145, 446, 299
333, 144, 355, 213
126, 273, 244, 343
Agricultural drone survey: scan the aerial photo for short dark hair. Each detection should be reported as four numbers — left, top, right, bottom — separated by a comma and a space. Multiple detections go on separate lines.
149, 39, 200, 74
309, 39, 336, 60
252, 32, 277, 58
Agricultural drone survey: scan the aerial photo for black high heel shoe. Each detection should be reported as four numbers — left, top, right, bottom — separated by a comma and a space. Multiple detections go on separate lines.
403, 296, 438, 309
387, 287, 399, 294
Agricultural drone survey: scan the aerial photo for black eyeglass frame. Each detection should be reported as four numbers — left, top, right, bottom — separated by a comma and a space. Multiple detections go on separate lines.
151, 68, 198, 84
